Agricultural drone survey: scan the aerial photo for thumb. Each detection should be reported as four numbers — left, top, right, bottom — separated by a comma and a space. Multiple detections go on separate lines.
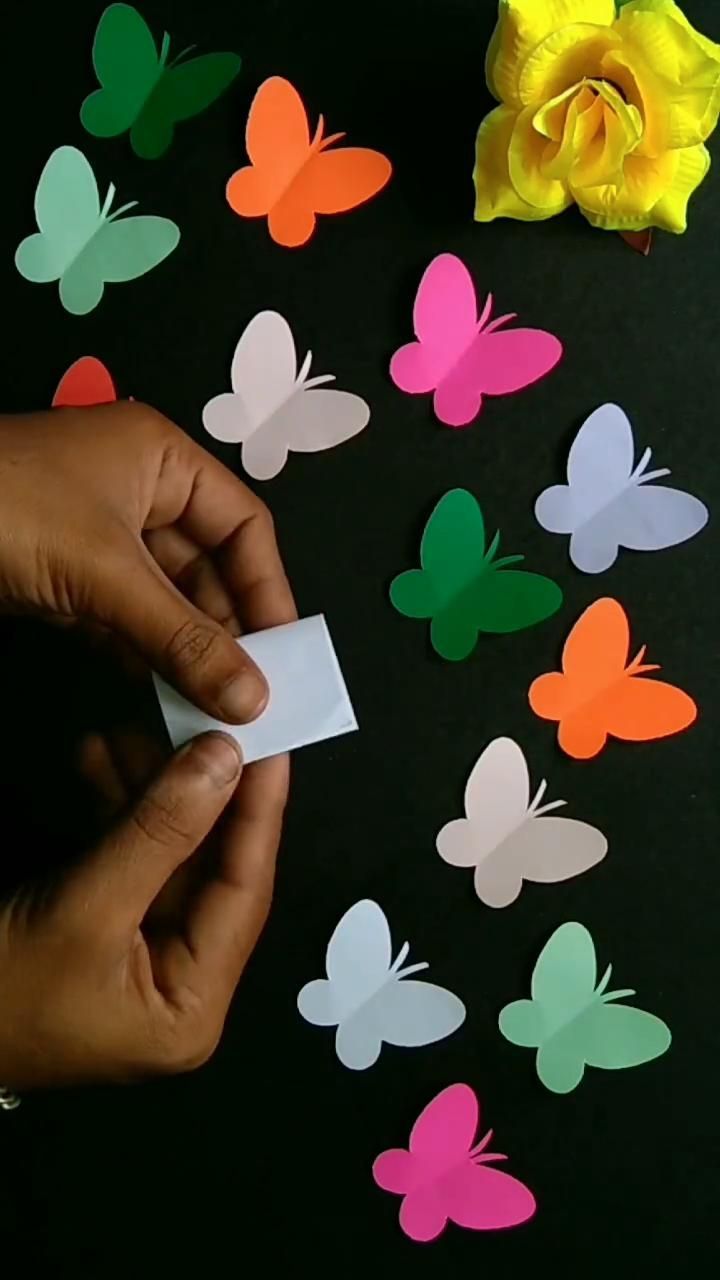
99, 552, 267, 723
73, 734, 243, 929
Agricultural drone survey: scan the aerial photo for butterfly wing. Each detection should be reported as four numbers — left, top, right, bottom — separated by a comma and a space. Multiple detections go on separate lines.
283, 389, 370, 454
59, 214, 179, 315
532, 921, 597, 1009
465, 327, 562, 398
498, 999, 545, 1048
582, 1002, 671, 1071
602, 674, 697, 744
226, 77, 312, 230
391, 254, 478, 398
52, 357, 116, 407
517, 816, 608, 886
390, 489, 487, 641
374, 979, 466, 1050
240, 386, 369, 480
605, 484, 709, 555
131, 53, 242, 159
437, 738, 530, 870
529, 598, 631, 758
203, 311, 299, 450
443, 1165, 537, 1233
81, 4, 159, 139
16, 147, 101, 284
475, 567, 563, 634
536, 404, 635, 538
410, 1083, 479, 1158
297, 899, 393, 1029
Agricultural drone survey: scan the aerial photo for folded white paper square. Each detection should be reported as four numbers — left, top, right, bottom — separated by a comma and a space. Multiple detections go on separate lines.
153, 615, 358, 764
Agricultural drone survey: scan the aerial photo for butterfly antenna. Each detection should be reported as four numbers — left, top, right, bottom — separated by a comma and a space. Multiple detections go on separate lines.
484, 312, 518, 334
159, 32, 171, 65
602, 987, 636, 1004
170, 44, 196, 66
297, 351, 313, 385
484, 530, 501, 563
107, 200, 139, 222
477, 292, 494, 332
629, 644, 661, 675
100, 184, 116, 219
596, 964, 613, 996
471, 1129, 494, 1156
633, 447, 672, 486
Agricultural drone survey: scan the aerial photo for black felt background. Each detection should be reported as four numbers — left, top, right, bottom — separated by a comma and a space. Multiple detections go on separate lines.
1, 0, 718, 1273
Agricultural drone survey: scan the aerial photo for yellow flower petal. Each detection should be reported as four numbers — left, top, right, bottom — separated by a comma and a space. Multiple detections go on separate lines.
620, 0, 720, 63
650, 142, 710, 232
509, 105, 573, 208
518, 24, 621, 105
474, 105, 571, 221
540, 88, 604, 180
601, 47, 668, 156
616, 9, 720, 146
485, 0, 616, 106
571, 84, 644, 186
574, 148, 677, 226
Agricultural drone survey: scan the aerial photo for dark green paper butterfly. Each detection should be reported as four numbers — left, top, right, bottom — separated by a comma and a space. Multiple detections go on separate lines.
390, 489, 563, 661
80, 4, 241, 160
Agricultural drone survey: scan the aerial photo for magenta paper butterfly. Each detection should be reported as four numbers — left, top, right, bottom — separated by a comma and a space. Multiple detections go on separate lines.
372, 1083, 536, 1242
390, 253, 563, 428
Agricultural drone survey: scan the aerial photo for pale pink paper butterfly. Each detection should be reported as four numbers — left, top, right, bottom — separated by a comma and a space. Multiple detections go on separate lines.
390, 253, 563, 428
372, 1083, 536, 1243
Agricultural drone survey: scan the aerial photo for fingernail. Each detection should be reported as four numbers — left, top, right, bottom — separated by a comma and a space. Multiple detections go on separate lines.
189, 733, 242, 787
218, 669, 267, 722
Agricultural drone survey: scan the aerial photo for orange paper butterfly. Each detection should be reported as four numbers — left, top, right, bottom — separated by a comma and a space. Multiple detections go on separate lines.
529, 597, 696, 760
226, 76, 392, 248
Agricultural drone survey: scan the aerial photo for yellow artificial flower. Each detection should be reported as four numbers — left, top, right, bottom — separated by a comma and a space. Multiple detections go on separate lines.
475, 0, 720, 233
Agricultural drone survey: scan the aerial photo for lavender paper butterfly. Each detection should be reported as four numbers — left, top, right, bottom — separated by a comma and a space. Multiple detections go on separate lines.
535, 404, 708, 574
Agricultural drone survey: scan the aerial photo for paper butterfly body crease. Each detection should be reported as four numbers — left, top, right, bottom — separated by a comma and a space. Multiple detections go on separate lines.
225, 76, 392, 247
499, 923, 671, 1094
529, 597, 696, 759
52, 357, 116, 407
390, 253, 563, 427
202, 311, 370, 480
81, 3, 241, 159
372, 1083, 536, 1242
390, 489, 562, 660
535, 404, 708, 573
15, 147, 180, 315
436, 738, 607, 907
297, 900, 465, 1070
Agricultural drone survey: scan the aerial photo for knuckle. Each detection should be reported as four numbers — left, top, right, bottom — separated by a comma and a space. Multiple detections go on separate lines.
130, 786, 193, 849
165, 618, 225, 674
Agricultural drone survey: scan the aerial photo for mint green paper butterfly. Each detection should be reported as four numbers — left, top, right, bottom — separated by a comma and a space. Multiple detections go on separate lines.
499, 922, 671, 1094
81, 3, 241, 160
390, 489, 562, 661
15, 146, 180, 316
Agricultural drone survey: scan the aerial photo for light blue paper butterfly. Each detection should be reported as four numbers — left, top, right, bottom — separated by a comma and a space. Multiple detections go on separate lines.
15, 145, 180, 315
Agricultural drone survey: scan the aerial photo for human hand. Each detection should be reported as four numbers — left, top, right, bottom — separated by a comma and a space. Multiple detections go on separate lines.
0, 402, 296, 720
0, 732, 286, 1088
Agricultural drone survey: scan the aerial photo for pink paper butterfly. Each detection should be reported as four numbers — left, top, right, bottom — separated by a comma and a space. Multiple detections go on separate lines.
372, 1083, 536, 1242
390, 253, 563, 428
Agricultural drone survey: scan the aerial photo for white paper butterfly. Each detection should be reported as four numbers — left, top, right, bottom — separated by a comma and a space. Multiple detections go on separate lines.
202, 310, 370, 480
297, 899, 466, 1070
436, 738, 607, 908
535, 403, 709, 574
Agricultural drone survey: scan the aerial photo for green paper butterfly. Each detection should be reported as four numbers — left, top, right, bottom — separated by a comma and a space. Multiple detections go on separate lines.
15, 146, 180, 316
389, 488, 562, 661
80, 3, 241, 160
499, 922, 672, 1094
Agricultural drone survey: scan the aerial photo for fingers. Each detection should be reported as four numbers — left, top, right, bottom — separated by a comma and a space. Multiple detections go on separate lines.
170, 754, 289, 1002
67, 733, 243, 931
144, 526, 241, 635
97, 545, 267, 721
142, 427, 297, 631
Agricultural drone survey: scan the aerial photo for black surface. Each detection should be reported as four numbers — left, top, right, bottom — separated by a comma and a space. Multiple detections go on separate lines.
2, 0, 719, 1273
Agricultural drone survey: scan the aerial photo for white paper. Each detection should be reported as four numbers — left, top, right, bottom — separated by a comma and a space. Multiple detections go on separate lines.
153, 615, 358, 763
